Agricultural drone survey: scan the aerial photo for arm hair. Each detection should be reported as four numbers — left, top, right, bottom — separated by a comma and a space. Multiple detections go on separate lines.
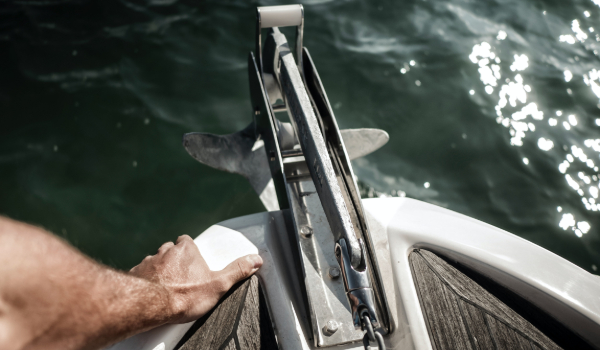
0, 216, 175, 350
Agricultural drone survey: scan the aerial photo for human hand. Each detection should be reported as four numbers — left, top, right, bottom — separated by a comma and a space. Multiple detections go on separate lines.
129, 235, 262, 324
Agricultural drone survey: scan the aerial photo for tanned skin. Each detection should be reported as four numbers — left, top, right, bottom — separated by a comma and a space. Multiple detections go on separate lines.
0, 216, 263, 350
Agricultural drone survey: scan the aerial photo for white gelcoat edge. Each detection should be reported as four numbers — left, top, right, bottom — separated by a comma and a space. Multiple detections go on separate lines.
195, 225, 259, 271
107, 197, 600, 350
363, 197, 600, 348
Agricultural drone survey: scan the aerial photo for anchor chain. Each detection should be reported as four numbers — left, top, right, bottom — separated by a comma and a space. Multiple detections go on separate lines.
360, 311, 386, 350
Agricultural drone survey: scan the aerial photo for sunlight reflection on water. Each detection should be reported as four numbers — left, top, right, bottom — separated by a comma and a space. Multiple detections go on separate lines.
469, 24, 600, 239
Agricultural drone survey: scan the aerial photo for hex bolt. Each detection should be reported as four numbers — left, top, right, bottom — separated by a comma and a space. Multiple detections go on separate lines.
323, 320, 339, 336
300, 226, 313, 238
328, 266, 341, 279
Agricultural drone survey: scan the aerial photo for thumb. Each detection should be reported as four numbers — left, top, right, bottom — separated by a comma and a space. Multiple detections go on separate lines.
218, 254, 263, 291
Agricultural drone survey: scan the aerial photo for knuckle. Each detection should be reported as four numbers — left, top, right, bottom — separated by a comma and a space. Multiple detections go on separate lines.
236, 259, 252, 280
177, 235, 192, 243
158, 242, 173, 252
215, 275, 231, 294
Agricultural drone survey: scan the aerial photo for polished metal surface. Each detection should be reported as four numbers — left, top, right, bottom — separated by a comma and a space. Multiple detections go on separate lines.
288, 179, 366, 346
271, 26, 364, 270
261, 20, 390, 345
182, 8, 392, 347
336, 238, 379, 329
302, 48, 392, 335
336, 239, 371, 292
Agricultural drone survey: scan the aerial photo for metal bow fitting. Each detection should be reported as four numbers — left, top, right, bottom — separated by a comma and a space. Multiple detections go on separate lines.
335, 238, 379, 328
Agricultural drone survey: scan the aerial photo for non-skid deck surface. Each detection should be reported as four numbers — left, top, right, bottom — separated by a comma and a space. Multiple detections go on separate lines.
175, 275, 277, 350
410, 249, 563, 350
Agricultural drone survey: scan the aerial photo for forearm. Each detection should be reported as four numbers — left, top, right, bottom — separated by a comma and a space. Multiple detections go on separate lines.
0, 215, 262, 350
50, 268, 175, 350
0, 217, 175, 350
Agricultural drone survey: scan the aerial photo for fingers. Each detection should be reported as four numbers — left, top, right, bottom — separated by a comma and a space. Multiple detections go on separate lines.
176, 235, 194, 245
158, 236, 194, 256
217, 254, 263, 292
174, 235, 201, 257
158, 241, 174, 254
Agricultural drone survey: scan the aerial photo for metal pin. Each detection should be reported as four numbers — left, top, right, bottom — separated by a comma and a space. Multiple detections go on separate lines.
300, 226, 313, 238
329, 266, 340, 279
323, 320, 339, 335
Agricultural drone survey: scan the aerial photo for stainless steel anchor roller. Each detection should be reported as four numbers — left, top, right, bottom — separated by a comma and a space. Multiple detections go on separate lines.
183, 4, 392, 346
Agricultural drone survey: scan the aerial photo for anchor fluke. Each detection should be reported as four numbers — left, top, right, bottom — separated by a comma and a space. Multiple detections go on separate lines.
183, 124, 388, 211
340, 128, 389, 161
183, 123, 279, 211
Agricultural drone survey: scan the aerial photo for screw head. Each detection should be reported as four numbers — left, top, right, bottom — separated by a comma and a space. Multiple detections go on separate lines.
323, 320, 339, 335
300, 226, 313, 238
328, 266, 341, 279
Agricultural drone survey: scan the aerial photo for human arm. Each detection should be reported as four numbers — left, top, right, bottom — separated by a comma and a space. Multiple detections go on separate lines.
0, 216, 262, 350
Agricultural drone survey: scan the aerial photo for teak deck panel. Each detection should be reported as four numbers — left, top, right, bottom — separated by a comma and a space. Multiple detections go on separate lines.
175, 249, 592, 350
410, 249, 563, 350
175, 276, 277, 350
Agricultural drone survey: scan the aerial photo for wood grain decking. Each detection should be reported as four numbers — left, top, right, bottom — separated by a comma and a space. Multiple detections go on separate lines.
174, 249, 592, 350
410, 249, 574, 350
175, 275, 277, 350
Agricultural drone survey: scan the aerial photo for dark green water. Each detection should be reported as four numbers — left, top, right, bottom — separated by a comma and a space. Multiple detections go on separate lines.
1, 0, 599, 273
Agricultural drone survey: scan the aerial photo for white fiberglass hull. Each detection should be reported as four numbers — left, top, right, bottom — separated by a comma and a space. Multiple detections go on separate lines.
108, 197, 600, 350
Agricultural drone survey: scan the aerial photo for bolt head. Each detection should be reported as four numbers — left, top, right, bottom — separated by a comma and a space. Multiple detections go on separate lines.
328, 266, 341, 279
323, 320, 339, 335
300, 226, 313, 238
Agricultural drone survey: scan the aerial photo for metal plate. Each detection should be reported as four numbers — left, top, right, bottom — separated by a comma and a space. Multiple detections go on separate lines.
287, 180, 365, 347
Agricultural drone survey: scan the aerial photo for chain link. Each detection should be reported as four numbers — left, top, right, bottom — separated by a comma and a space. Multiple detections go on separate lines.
360, 312, 386, 350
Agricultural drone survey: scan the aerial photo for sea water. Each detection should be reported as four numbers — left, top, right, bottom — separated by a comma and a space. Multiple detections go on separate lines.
0, 0, 598, 272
